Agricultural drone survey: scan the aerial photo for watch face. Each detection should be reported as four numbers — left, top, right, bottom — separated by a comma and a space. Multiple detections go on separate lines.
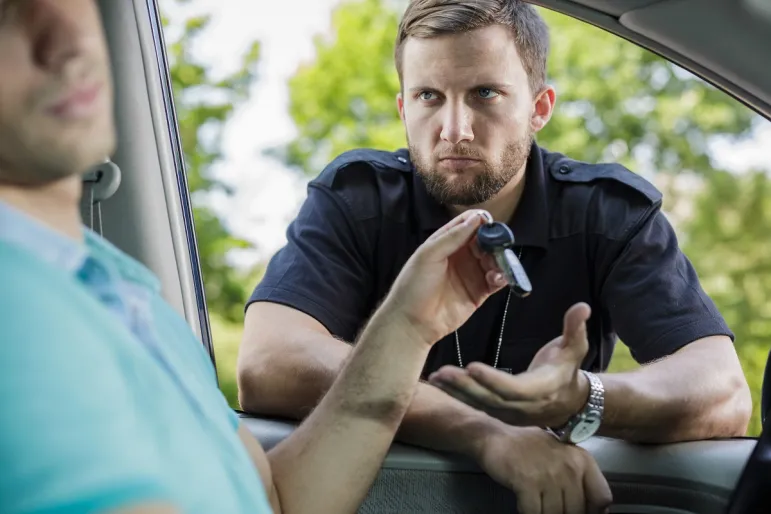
569, 410, 602, 444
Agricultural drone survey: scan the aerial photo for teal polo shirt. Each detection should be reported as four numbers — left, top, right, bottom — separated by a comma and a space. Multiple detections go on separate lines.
0, 201, 272, 513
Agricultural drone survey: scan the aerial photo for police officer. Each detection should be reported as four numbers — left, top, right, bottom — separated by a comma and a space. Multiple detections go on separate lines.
238, 1, 750, 512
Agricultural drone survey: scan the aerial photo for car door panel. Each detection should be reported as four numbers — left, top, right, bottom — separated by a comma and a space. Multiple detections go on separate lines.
242, 415, 755, 513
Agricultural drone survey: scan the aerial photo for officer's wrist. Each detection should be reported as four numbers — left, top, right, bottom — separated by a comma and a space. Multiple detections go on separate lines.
555, 370, 592, 427
462, 416, 513, 461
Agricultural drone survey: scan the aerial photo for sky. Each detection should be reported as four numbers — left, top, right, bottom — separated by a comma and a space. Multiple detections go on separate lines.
163, 0, 771, 267
163, 0, 345, 266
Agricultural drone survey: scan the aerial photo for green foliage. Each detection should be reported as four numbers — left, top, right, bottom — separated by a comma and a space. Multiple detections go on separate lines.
279, 1, 757, 178
536, 10, 755, 175
277, 0, 404, 174
280, 0, 770, 436
212, 263, 267, 409
681, 170, 771, 436
607, 343, 639, 374
211, 313, 243, 410
164, 12, 261, 322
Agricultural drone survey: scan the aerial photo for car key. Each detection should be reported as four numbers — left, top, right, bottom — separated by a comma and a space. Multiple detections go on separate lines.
476, 221, 532, 297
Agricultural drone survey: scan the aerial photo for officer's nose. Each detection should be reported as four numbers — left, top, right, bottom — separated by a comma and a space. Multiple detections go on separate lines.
439, 102, 474, 145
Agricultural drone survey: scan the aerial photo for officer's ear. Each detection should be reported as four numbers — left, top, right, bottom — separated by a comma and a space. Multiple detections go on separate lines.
396, 92, 406, 123
530, 85, 556, 133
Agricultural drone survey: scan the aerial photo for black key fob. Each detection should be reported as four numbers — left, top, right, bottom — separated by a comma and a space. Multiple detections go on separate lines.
477, 221, 532, 298
477, 221, 514, 253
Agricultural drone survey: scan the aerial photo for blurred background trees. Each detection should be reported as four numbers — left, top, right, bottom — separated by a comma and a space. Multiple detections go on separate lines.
163, 8, 261, 402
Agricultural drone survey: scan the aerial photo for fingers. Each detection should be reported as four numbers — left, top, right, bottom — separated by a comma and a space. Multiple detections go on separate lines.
541, 490, 563, 514
425, 209, 486, 242
583, 460, 613, 513
422, 213, 484, 260
468, 361, 562, 401
516, 491, 541, 514
485, 269, 508, 293
561, 302, 591, 349
433, 382, 490, 412
422, 209, 494, 260
428, 365, 546, 425
563, 481, 585, 514
474, 245, 498, 272
429, 366, 507, 406
463, 362, 525, 399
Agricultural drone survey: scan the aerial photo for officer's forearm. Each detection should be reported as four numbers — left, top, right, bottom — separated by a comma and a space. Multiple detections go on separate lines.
238, 325, 501, 460
596, 337, 751, 442
267, 305, 431, 514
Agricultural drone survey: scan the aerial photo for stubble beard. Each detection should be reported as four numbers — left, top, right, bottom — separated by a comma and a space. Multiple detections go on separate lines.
410, 134, 533, 206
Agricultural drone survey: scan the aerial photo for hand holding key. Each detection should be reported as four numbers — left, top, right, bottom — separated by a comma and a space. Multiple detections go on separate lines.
380, 209, 510, 347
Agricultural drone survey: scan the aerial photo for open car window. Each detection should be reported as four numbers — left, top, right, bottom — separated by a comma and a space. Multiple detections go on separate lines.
98, 0, 771, 512
156, 0, 770, 437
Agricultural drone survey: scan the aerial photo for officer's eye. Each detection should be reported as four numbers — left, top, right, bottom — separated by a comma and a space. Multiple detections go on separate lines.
418, 91, 438, 101
477, 88, 500, 100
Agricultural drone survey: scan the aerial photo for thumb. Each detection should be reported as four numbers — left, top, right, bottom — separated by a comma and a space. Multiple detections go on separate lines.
560, 302, 591, 358
421, 210, 487, 261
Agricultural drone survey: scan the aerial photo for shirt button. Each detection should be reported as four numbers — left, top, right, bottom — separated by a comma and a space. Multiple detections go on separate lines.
397, 156, 407, 164
558, 165, 571, 174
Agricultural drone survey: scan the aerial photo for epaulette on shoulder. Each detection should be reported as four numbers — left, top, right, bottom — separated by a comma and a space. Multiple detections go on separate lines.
546, 152, 662, 206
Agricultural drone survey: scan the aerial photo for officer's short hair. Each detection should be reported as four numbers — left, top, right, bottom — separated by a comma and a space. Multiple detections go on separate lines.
394, 0, 550, 96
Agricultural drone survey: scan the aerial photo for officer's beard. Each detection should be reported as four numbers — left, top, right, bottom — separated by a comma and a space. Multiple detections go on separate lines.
410, 133, 534, 207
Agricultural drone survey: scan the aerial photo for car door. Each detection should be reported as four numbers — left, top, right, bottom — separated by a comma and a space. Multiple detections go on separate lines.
98, 0, 770, 512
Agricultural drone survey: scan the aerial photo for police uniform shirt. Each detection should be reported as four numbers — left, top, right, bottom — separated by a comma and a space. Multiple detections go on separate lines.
247, 141, 733, 376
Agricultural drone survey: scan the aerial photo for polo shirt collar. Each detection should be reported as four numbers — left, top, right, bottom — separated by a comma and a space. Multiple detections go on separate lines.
0, 199, 88, 273
0, 199, 160, 292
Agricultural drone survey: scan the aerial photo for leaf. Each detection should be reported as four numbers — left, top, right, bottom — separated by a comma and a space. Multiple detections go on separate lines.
165, 3, 262, 322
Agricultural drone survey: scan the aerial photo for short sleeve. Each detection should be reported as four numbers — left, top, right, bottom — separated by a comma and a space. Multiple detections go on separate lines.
0, 294, 173, 513
598, 210, 733, 363
247, 183, 374, 341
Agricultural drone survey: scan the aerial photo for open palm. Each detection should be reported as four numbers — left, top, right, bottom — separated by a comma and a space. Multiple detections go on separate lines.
428, 303, 593, 427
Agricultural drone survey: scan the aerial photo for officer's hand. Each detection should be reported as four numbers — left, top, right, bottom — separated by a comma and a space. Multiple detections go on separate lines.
428, 303, 592, 427
477, 425, 612, 514
382, 209, 508, 347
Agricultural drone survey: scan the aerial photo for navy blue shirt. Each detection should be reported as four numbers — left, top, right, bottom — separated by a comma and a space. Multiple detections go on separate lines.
248, 142, 733, 376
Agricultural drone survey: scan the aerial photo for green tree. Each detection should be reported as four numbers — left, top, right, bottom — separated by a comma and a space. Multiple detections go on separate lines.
165, 12, 261, 323
279, 0, 756, 180
280, 0, 769, 434
680, 170, 771, 436
275, 0, 403, 174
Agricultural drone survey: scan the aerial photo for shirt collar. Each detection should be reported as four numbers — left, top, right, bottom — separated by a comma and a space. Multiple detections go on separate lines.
0, 199, 88, 273
509, 142, 550, 249
84, 230, 161, 292
0, 199, 160, 292
412, 140, 550, 250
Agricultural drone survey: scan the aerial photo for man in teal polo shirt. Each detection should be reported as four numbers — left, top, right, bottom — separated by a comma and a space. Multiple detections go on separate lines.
1, 1, 610, 514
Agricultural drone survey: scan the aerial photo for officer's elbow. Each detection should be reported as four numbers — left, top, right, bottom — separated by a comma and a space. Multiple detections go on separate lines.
238, 302, 337, 418
721, 371, 753, 437
236, 315, 287, 414
686, 364, 753, 440
236, 329, 318, 417
236, 342, 275, 414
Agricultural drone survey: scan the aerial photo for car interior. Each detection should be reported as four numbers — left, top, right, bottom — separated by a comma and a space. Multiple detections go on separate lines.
91, 0, 771, 512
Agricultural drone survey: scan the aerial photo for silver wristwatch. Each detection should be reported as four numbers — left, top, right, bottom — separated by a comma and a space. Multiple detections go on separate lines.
549, 370, 605, 444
